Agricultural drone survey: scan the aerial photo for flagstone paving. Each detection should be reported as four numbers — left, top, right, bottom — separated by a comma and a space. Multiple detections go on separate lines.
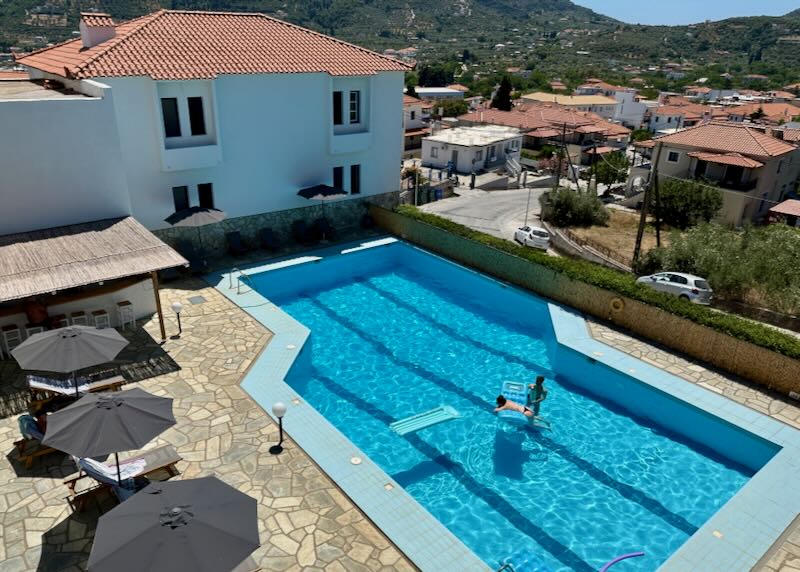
588, 318, 800, 571
0, 277, 413, 572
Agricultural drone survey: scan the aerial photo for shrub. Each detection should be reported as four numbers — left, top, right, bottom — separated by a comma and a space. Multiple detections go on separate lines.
391, 205, 800, 360
541, 187, 610, 227
658, 178, 723, 229
594, 151, 630, 187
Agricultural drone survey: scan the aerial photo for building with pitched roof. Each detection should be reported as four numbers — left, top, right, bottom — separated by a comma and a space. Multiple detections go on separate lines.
520, 92, 620, 120
726, 102, 800, 125
648, 122, 800, 225
403, 95, 432, 150
12, 10, 411, 236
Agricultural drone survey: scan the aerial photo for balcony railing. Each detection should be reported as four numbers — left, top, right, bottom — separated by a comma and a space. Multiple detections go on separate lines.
694, 176, 758, 192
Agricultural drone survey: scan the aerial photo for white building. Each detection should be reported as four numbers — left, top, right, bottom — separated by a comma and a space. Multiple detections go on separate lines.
520, 92, 620, 121
15, 10, 411, 235
412, 87, 465, 100
421, 126, 522, 174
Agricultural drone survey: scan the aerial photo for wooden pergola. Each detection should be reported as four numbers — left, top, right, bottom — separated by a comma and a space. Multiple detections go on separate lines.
0, 217, 188, 341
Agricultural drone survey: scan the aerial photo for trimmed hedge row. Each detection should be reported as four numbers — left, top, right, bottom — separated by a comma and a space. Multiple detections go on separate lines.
394, 205, 800, 361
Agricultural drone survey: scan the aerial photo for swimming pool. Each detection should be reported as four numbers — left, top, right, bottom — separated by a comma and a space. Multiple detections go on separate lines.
243, 242, 779, 572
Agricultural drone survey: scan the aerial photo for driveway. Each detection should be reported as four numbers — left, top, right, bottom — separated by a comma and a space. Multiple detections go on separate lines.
419, 187, 547, 241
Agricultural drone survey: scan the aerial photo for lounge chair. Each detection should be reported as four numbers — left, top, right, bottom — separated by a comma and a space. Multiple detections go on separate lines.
14, 414, 59, 469
312, 218, 336, 241
259, 228, 279, 251
291, 220, 316, 246
226, 231, 249, 256
64, 444, 182, 511
175, 240, 205, 274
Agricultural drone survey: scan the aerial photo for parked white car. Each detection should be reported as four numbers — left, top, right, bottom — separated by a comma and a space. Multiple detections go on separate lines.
636, 272, 713, 304
514, 226, 550, 251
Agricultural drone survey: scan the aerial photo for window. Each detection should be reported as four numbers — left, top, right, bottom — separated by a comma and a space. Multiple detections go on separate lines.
667, 117, 672, 124
667, 151, 680, 163
172, 186, 189, 212
198, 183, 214, 208
669, 274, 688, 285
475, 150, 483, 161
187, 97, 206, 136
333, 166, 344, 191
161, 98, 181, 138
350, 164, 361, 195
431, 147, 439, 158
349, 91, 360, 124
410, 110, 416, 121
333, 91, 343, 126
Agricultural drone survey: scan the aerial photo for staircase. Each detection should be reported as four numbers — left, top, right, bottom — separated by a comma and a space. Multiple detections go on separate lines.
505, 156, 521, 179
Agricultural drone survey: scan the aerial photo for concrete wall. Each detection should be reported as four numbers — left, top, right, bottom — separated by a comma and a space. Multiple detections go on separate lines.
0, 80, 131, 234
102, 71, 405, 230
370, 206, 800, 395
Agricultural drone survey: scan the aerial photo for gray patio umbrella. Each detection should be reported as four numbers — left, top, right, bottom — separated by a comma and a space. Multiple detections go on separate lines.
164, 207, 227, 265
88, 476, 259, 572
11, 325, 129, 396
297, 184, 347, 219
42, 388, 175, 483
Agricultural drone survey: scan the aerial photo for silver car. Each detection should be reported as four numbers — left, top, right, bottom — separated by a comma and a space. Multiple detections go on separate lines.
636, 272, 713, 304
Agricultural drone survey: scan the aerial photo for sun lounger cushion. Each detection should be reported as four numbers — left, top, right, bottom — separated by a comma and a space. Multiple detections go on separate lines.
79, 457, 147, 485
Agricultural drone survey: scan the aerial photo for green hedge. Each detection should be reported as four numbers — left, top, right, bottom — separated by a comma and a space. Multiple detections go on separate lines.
393, 205, 800, 360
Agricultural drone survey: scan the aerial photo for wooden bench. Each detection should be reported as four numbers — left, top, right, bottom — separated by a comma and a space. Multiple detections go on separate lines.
64, 444, 182, 512
13, 437, 60, 469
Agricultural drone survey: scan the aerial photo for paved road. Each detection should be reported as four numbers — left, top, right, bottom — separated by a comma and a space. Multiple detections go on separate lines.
419, 187, 548, 241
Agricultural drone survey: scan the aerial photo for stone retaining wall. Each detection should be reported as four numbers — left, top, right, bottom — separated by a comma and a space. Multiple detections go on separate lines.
370, 206, 800, 395
154, 191, 399, 253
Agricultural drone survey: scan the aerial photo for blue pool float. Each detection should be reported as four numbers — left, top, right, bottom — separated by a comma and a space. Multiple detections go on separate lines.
599, 552, 645, 571
498, 381, 550, 428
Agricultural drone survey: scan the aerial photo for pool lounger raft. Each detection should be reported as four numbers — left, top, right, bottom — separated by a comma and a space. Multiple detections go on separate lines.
498, 380, 529, 422
390, 406, 460, 436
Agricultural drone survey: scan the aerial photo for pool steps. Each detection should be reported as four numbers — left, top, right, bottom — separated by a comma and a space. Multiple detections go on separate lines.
390, 405, 460, 436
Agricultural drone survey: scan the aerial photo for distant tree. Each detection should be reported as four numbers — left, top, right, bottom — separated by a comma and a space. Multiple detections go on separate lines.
658, 178, 723, 230
491, 76, 513, 111
631, 129, 652, 142
594, 151, 630, 187
438, 99, 468, 117
750, 106, 766, 121
406, 83, 418, 98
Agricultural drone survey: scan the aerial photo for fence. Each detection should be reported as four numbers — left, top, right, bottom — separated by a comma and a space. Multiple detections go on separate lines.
561, 228, 634, 268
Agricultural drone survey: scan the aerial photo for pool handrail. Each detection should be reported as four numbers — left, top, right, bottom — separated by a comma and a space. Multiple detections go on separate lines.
599, 551, 645, 571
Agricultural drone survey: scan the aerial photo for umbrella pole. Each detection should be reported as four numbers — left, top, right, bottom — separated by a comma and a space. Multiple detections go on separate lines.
116, 452, 122, 485
73, 371, 79, 397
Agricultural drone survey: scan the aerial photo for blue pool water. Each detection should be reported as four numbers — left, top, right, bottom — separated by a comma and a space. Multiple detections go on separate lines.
248, 243, 772, 572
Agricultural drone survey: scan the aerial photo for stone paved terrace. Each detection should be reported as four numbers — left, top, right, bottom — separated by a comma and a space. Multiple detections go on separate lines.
588, 318, 800, 572
0, 277, 413, 572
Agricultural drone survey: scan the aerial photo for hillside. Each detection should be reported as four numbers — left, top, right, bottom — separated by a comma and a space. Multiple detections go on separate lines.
2, 1, 800, 86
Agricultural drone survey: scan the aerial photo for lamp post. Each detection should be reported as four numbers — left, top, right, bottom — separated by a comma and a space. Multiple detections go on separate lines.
270, 401, 287, 455
171, 301, 183, 337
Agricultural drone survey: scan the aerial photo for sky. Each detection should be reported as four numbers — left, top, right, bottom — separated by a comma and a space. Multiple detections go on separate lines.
572, 0, 800, 25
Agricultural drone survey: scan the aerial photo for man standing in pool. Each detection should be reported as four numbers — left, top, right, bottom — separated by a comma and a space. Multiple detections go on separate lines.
527, 376, 548, 419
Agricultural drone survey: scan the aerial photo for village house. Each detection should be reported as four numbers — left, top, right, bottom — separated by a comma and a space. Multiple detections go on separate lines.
520, 92, 620, 120
726, 102, 800, 125
645, 122, 800, 226
420, 125, 522, 174
403, 94, 432, 150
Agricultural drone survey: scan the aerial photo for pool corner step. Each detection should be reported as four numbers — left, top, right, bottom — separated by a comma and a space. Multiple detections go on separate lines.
390, 406, 460, 436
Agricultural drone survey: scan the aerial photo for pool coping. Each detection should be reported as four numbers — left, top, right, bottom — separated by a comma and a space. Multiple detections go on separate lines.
548, 305, 800, 572
208, 237, 490, 572
210, 238, 800, 572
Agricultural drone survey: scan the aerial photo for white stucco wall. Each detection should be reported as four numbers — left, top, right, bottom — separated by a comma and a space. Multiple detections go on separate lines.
0, 81, 131, 235
421, 136, 522, 173
103, 71, 405, 230
614, 92, 647, 129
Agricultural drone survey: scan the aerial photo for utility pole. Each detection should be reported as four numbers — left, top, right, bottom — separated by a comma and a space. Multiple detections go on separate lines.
554, 122, 567, 190
653, 144, 662, 247
633, 142, 663, 265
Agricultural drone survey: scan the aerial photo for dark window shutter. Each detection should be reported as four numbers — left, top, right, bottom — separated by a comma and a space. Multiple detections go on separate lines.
188, 97, 207, 136
333, 91, 343, 125
161, 98, 181, 138
172, 186, 189, 211
350, 164, 361, 194
198, 183, 214, 208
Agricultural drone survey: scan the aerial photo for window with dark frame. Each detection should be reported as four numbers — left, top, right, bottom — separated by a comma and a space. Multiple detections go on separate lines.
349, 91, 360, 124
667, 151, 680, 163
198, 183, 214, 208
350, 164, 361, 195
333, 166, 344, 191
333, 91, 343, 125
188, 97, 207, 136
410, 110, 416, 121
172, 186, 189, 212
161, 98, 181, 138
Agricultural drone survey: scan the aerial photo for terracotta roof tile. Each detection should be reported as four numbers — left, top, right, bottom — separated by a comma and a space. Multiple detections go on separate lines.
726, 102, 800, 123
769, 199, 800, 217
654, 122, 798, 160
17, 10, 411, 80
687, 152, 764, 169
81, 12, 115, 27
458, 108, 551, 131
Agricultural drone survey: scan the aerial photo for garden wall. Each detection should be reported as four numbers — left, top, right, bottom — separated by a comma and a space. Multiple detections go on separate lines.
371, 206, 800, 395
